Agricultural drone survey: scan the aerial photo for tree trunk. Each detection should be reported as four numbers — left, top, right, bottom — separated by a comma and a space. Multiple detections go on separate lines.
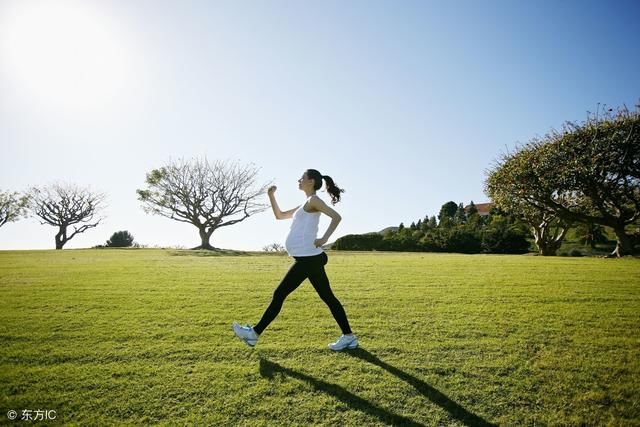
193, 228, 216, 250
532, 222, 566, 256
537, 239, 562, 256
533, 228, 554, 255
55, 226, 67, 250
610, 227, 634, 257
538, 245, 557, 256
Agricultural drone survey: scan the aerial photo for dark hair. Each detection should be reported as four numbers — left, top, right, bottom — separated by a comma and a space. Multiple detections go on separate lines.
305, 169, 344, 205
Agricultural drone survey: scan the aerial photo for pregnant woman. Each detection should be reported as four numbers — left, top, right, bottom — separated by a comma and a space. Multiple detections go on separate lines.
232, 169, 358, 351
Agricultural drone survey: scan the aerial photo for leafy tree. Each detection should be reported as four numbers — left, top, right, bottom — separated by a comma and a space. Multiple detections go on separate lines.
467, 201, 479, 217
106, 230, 135, 247
438, 201, 458, 228
485, 130, 574, 255
28, 183, 105, 249
481, 215, 530, 254
137, 158, 269, 250
466, 201, 483, 230
380, 235, 403, 251
0, 190, 29, 228
446, 228, 482, 253
420, 215, 430, 231
393, 233, 420, 251
543, 106, 639, 256
382, 228, 396, 238
333, 233, 383, 250
454, 203, 467, 225
486, 104, 639, 256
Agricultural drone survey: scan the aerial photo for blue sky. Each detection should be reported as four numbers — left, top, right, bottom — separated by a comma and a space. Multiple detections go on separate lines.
1, 0, 639, 250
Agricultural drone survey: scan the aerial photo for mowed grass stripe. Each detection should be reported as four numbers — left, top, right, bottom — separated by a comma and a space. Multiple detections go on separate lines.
1, 250, 638, 425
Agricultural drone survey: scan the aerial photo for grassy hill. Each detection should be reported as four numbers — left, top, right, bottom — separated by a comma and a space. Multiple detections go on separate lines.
1, 249, 638, 425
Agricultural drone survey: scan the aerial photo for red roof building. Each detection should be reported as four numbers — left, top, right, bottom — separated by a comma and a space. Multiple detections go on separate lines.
464, 202, 493, 217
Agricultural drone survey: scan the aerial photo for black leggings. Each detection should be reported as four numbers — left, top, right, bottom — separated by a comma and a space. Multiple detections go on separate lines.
253, 252, 352, 335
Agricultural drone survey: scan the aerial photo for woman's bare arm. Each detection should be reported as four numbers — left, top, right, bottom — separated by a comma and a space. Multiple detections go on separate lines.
307, 195, 342, 247
268, 186, 298, 220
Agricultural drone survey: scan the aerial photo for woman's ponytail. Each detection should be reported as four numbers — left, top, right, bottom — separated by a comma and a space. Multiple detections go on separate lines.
305, 169, 345, 205
321, 175, 344, 205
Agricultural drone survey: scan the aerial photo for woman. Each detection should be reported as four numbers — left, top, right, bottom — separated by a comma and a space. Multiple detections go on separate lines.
233, 169, 358, 351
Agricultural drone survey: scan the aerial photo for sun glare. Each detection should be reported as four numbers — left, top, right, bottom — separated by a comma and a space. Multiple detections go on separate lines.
0, 1, 130, 112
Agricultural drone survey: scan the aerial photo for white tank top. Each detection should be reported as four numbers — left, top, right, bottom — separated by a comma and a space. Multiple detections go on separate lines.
285, 196, 324, 257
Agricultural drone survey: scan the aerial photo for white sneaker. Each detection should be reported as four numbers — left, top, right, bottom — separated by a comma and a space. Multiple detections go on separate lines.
232, 321, 259, 347
328, 334, 358, 351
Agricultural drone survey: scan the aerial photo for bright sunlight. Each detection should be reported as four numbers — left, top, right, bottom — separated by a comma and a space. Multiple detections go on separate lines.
0, 1, 130, 112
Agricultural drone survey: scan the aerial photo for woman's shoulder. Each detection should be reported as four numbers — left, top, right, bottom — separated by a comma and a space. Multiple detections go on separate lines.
307, 194, 326, 206
302, 195, 323, 213
308, 195, 329, 213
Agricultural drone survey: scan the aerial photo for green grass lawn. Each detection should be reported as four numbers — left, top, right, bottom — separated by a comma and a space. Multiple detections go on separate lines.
1, 249, 639, 426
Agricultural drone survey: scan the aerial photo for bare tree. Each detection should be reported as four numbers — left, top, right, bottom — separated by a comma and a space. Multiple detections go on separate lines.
262, 242, 285, 253
29, 183, 105, 249
0, 190, 29, 228
136, 158, 270, 250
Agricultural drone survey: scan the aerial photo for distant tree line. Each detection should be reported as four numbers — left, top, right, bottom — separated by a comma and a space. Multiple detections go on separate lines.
333, 201, 531, 254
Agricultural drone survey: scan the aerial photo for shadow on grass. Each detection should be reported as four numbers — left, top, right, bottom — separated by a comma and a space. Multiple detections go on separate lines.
259, 355, 424, 426
344, 348, 496, 427
258, 349, 495, 427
